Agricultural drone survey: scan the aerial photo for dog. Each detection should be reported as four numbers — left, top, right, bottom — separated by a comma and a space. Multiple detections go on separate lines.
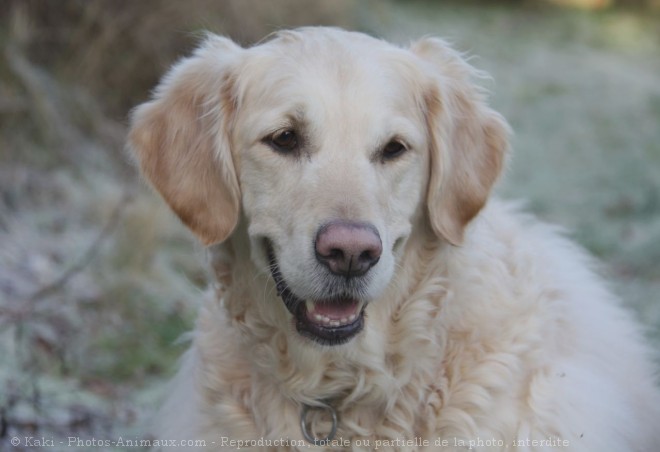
128, 27, 660, 451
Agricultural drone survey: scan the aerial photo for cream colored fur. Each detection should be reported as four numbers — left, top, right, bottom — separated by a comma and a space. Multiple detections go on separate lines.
128, 28, 660, 451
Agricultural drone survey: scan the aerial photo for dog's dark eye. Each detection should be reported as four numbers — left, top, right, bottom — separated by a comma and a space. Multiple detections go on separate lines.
381, 140, 407, 161
268, 129, 299, 153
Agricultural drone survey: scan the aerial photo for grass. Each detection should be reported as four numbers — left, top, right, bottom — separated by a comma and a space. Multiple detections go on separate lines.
1, 0, 659, 447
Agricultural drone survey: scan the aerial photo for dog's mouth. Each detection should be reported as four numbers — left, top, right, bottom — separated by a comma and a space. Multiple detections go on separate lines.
266, 243, 366, 346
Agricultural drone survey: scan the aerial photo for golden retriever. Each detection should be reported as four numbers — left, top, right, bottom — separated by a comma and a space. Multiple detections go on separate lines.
128, 27, 660, 451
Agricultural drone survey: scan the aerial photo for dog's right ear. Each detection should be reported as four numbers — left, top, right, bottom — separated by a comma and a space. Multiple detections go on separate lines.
128, 35, 242, 246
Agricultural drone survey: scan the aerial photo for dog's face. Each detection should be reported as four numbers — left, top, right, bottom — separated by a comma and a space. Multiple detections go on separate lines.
233, 32, 431, 345
129, 28, 508, 346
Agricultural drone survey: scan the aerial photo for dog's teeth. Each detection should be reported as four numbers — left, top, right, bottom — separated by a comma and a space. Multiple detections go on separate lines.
306, 300, 315, 312
309, 308, 362, 326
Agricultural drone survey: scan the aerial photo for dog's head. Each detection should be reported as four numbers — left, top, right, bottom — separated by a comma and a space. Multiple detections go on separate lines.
128, 28, 509, 346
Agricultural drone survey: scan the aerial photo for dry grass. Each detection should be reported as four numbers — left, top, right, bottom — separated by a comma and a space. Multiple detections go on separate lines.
1, 0, 658, 448
5, 0, 361, 120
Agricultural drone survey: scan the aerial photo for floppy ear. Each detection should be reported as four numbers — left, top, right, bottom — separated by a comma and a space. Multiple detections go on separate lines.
411, 38, 510, 246
128, 35, 242, 246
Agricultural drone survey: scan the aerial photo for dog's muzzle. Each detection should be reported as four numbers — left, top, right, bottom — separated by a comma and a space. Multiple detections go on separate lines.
266, 241, 367, 346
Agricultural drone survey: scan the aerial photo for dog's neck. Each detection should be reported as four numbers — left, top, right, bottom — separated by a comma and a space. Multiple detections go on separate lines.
208, 224, 450, 418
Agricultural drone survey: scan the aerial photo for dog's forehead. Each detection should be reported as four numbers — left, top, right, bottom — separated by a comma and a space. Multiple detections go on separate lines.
255, 28, 402, 67
233, 29, 426, 138
256, 30, 418, 91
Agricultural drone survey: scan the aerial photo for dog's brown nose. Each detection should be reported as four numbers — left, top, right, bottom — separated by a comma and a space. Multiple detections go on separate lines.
315, 221, 382, 277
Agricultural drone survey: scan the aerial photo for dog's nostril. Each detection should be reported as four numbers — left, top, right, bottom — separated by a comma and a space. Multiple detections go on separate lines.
329, 248, 344, 260
359, 250, 375, 263
315, 220, 382, 278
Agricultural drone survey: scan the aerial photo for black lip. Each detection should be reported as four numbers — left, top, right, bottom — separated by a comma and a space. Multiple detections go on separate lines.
266, 242, 365, 346
266, 243, 302, 316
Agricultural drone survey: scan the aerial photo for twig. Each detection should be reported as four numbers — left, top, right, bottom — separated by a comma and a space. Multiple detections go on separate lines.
26, 190, 132, 304
5, 44, 84, 158
4, 44, 127, 176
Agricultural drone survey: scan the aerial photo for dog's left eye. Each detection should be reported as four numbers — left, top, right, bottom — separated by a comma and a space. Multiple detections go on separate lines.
381, 140, 407, 161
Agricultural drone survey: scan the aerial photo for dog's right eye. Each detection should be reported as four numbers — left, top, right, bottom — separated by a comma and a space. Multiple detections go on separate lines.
266, 129, 299, 154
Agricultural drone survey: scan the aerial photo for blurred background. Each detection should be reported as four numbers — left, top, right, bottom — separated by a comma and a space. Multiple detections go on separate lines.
1, 0, 659, 449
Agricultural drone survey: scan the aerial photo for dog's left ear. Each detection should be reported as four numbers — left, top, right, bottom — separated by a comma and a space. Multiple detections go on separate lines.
411, 38, 510, 246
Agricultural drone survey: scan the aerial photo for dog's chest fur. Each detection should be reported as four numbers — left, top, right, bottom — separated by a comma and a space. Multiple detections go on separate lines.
165, 213, 535, 449
154, 203, 660, 451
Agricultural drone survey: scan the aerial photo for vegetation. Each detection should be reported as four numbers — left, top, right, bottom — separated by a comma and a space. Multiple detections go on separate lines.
1, 1, 658, 449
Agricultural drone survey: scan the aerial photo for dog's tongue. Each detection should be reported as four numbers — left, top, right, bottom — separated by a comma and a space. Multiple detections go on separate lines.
307, 298, 359, 320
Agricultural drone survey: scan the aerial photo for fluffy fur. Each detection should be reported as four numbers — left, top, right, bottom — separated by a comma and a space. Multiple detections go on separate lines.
128, 28, 660, 451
